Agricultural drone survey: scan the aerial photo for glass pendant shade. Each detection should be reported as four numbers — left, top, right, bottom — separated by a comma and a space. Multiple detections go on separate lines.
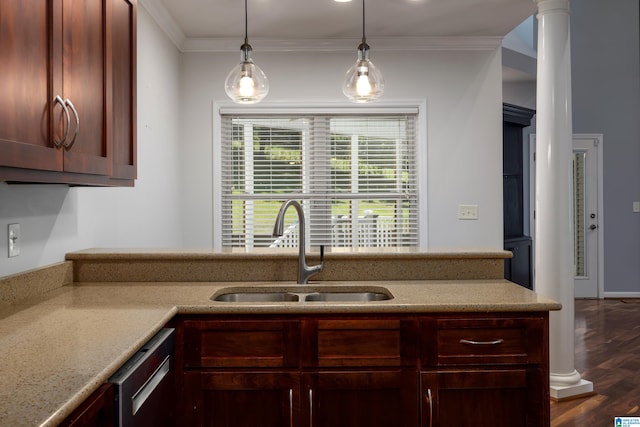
224, 0, 268, 104
225, 44, 269, 104
343, 0, 383, 103
342, 43, 384, 103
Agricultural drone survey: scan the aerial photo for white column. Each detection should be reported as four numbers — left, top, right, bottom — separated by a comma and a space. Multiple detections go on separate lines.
534, 0, 593, 400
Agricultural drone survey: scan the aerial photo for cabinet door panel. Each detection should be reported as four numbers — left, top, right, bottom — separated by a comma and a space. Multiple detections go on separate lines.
61, 0, 110, 175
306, 371, 419, 427
59, 383, 114, 427
0, 0, 136, 184
184, 372, 299, 427
0, 0, 62, 171
421, 369, 548, 427
109, 0, 136, 180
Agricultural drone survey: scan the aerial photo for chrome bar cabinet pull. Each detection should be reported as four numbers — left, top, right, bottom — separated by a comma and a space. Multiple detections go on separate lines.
289, 388, 294, 427
425, 388, 433, 427
309, 388, 313, 427
459, 338, 504, 345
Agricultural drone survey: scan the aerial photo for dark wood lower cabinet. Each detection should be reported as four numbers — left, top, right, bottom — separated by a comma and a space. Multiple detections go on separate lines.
59, 383, 114, 427
421, 369, 548, 426
306, 370, 418, 427
176, 313, 550, 427
182, 370, 417, 427
184, 371, 300, 427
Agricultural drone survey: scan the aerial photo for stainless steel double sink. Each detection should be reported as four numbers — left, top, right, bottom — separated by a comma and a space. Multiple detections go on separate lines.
212, 285, 393, 303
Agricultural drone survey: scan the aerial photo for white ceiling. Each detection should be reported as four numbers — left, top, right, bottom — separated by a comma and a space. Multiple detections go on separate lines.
144, 0, 537, 82
153, 0, 537, 44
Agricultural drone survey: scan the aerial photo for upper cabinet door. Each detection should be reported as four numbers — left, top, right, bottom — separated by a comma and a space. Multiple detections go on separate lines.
109, 0, 137, 181
0, 0, 63, 171
61, 0, 111, 176
0, 0, 136, 185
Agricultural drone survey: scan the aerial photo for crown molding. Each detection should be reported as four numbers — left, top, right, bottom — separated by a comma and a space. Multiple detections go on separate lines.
181, 36, 503, 53
139, 0, 187, 49
140, 0, 503, 53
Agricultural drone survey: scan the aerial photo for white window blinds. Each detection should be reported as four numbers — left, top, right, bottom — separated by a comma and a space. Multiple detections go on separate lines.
220, 112, 419, 249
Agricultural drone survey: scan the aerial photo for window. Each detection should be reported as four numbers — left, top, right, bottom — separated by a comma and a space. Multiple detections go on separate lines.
217, 106, 422, 250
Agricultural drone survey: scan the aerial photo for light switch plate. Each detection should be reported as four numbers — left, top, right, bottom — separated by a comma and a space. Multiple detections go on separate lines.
458, 204, 479, 220
633, 201, 640, 213
8, 223, 20, 257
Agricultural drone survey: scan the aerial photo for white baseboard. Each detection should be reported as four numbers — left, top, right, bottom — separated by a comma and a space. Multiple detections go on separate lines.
602, 292, 640, 299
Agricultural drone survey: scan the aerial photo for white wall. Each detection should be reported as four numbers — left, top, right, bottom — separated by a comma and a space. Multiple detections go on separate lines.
503, 81, 536, 110
0, 5, 183, 278
1, 13, 509, 278
180, 47, 505, 250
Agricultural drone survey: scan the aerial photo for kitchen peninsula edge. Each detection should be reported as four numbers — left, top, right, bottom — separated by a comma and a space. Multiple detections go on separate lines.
0, 249, 561, 426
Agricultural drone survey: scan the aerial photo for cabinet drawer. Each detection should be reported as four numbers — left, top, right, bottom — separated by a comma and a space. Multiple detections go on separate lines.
304, 319, 416, 367
183, 319, 299, 368
424, 317, 545, 366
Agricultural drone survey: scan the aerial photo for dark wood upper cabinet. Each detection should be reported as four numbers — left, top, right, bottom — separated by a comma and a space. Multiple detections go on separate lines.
0, 0, 62, 172
0, 0, 136, 186
60, 0, 110, 176
109, 0, 137, 182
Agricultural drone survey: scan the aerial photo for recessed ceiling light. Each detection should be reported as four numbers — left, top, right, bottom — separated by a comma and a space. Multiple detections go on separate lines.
334, 0, 352, 2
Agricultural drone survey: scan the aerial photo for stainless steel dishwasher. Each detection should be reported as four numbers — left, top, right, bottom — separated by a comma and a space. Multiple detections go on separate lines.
108, 328, 175, 427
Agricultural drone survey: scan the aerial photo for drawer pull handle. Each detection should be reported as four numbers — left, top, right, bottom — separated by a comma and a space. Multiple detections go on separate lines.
289, 388, 294, 427
131, 355, 170, 415
425, 388, 433, 427
309, 388, 313, 427
460, 338, 504, 345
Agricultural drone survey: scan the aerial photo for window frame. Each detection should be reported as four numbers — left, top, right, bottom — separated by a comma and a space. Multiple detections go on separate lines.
213, 101, 429, 251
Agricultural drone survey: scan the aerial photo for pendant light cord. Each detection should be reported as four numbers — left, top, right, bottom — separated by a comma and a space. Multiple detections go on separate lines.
361, 0, 366, 45
244, 0, 249, 45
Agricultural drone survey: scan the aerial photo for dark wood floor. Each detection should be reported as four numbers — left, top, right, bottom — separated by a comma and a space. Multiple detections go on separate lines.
551, 299, 640, 426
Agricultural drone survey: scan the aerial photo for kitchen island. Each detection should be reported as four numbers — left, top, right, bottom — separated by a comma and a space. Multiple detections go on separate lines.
0, 250, 560, 426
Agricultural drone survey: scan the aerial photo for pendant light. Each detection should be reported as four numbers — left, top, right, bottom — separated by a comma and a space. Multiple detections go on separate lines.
342, 0, 384, 103
224, 0, 269, 104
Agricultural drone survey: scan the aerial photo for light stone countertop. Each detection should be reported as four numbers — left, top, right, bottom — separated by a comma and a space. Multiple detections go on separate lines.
0, 279, 560, 427
0, 250, 560, 426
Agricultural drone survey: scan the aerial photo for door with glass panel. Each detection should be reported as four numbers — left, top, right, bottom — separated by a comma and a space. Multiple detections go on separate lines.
530, 134, 602, 298
572, 136, 601, 298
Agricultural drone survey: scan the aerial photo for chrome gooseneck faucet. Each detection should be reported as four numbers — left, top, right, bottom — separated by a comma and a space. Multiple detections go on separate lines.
272, 200, 324, 284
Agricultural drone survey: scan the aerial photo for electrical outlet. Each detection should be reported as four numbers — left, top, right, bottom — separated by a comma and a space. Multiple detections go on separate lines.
458, 204, 479, 220
634, 202, 640, 213
8, 223, 20, 257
